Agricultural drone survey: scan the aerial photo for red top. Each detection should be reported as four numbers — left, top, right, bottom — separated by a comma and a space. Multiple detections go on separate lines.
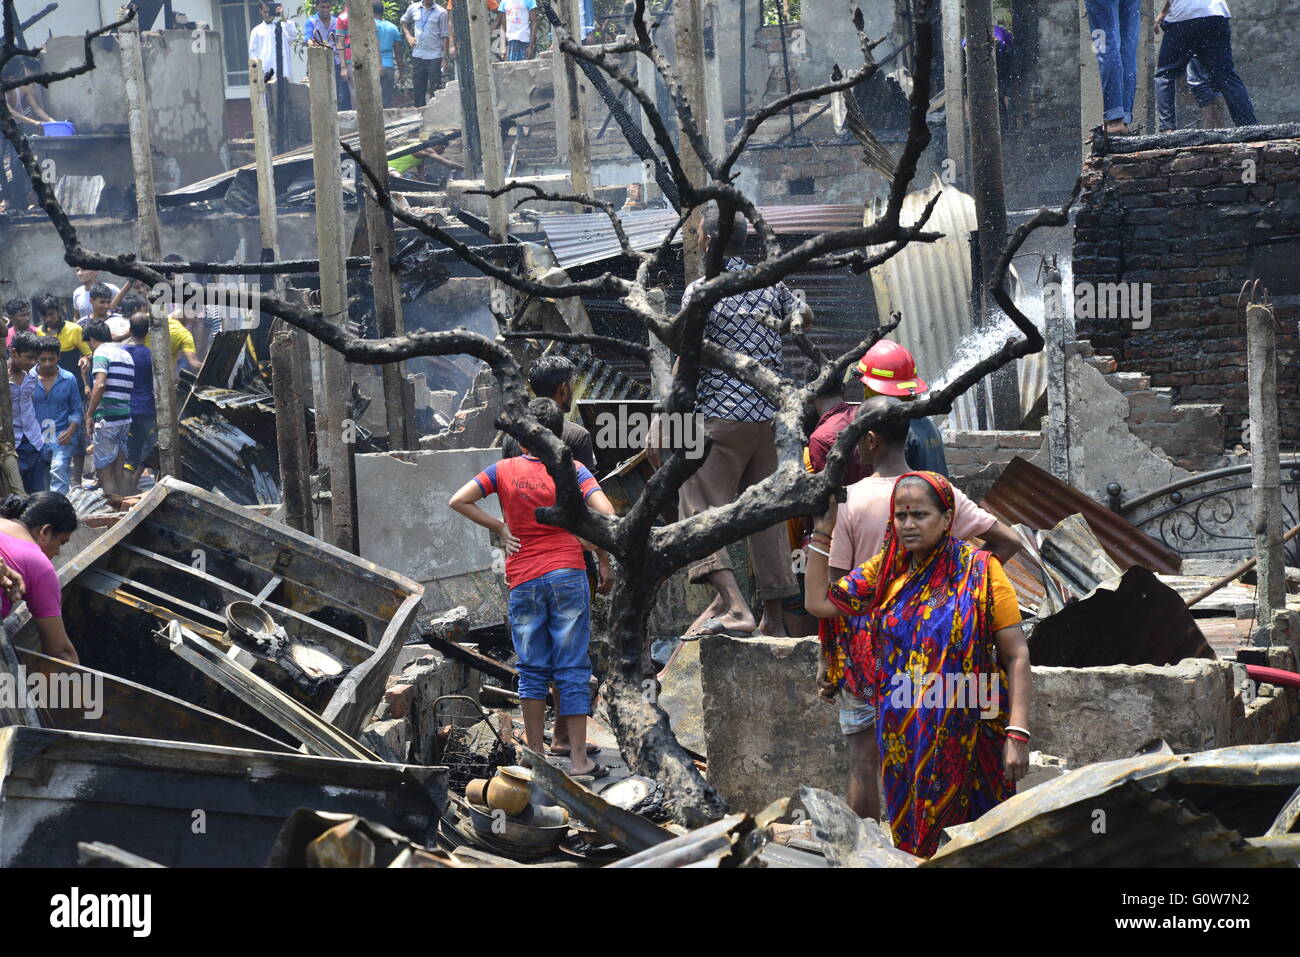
474, 455, 601, 589
807, 402, 866, 484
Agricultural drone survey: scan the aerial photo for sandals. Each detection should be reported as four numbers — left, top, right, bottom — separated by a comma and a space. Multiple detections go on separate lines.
547, 742, 601, 757
569, 761, 610, 780
685, 617, 755, 639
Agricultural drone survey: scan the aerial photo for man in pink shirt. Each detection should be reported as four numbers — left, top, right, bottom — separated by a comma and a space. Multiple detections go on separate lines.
4, 297, 32, 348
816, 395, 1022, 820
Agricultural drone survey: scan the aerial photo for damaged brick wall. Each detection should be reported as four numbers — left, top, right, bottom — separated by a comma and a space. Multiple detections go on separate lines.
1073, 128, 1300, 447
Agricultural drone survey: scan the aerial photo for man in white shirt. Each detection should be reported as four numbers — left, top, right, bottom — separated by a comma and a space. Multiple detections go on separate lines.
401, 0, 450, 107
1155, 0, 1256, 130
71, 267, 120, 322
249, 1, 299, 85
499, 0, 537, 61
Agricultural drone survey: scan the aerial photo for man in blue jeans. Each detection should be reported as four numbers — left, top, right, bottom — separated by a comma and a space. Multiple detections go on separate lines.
449, 398, 615, 775
1155, 0, 1256, 131
30, 337, 82, 494
1085, 0, 1142, 134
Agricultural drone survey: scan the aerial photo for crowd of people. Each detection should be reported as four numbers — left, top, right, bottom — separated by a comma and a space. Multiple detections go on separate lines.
2, 266, 211, 511
446, 210, 1034, 854
257, 0, 598, 113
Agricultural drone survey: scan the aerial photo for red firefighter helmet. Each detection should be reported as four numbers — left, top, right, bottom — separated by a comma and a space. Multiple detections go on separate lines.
856, 340, 928, 397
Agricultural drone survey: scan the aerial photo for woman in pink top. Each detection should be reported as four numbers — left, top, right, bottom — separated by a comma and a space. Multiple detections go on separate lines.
0, 492, 79, 663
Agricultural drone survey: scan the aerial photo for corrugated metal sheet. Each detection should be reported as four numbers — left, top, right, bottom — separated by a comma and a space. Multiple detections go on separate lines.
983, 456, 1183, 575
1029, 565, 1216, 667
864, 177, 1045, 429
865, 177, 980, 428
54, 175, 105, 216
926, 744, 1300, 867
538, 205, 870, 270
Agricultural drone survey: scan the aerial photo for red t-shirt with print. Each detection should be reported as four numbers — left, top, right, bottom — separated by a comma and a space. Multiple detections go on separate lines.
474, 455, 601, 589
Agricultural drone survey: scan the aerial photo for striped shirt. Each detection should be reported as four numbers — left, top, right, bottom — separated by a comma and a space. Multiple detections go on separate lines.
91, 342, 135, 422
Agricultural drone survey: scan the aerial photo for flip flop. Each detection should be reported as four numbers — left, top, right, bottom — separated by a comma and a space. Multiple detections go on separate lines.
569, 761, 610, 780
684, 618, 754, 639
547, 742, 601, 757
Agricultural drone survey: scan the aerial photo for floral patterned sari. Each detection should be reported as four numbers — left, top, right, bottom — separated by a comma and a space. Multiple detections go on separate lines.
826, 471, 1012, 857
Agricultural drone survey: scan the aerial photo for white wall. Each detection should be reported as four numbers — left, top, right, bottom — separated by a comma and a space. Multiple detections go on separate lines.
5, 1, 315, 99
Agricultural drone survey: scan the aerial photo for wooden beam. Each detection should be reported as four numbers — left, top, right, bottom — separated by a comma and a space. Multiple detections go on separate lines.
346, 0, 411, 450
252, 59, 314, 534
467, 1, 507, 242
941, 0, 968, 189
120, 10, 180, 479
561, 0, 593, 199
675, 0, 708, 284
307, 44, 358, 554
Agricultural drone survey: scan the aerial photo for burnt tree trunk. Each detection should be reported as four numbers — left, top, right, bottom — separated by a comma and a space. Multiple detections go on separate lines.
601, 573, 728, 825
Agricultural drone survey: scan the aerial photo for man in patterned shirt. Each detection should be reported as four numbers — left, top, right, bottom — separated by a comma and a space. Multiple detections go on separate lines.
672, 209, 811, 638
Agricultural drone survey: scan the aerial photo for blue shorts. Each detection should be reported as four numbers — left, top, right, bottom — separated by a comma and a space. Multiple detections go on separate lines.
839, 690, 877, 736
507, 567, 592, 716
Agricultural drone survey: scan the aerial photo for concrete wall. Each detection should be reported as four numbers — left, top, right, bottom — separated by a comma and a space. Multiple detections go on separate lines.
42, 30, 228, 188
699, 634, 847, 814
801, 0, 898, 94
1033, 658, 1235, 767
355, 449, 507, 623
0, 209, 326, 301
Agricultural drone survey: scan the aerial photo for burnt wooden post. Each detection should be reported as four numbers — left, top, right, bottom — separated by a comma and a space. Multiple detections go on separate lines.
965, 0, 1020, 429
468, 0, 507, 242
941, 0, 968, 189
1043, 261, 1072, 484
120, 9, 181, 479
308, 45, 358, 553
675, 0, 707, 284
252, 58, 312, 533
451, 0, 483, 177
0, 360, 22, 495
1246, 298, 1287, 646
561, 0, 594, 200
347, 0, 412, 450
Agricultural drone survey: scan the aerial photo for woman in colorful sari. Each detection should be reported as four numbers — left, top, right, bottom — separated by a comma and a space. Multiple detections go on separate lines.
805, 470, 1032, 857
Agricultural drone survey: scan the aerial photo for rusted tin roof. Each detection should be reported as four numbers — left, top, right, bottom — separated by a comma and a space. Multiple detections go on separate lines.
925, 744, 1300, 867
983, 456, 1183, 575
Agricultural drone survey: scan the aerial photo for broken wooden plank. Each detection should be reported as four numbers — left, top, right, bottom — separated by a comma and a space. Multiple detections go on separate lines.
422, 632, 519, 686
158, 621, 380, 762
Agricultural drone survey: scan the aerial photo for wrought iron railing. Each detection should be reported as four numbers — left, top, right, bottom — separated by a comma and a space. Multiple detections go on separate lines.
1109, 457, 1300, 565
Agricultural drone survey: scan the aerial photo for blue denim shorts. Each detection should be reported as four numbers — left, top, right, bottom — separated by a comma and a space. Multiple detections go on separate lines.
839, 690, 877, 736
507, 567, 592, 716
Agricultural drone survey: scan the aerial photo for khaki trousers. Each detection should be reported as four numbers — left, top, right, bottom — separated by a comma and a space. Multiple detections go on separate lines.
676, 418, 798, 601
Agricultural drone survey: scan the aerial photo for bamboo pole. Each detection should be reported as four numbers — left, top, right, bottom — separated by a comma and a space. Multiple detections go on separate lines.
120, 10, 180, 479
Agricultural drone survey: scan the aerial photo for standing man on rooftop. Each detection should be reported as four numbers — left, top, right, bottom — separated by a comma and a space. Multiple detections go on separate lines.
499, 0, 537, 61
249, 2, 298, 86
401, 0, 450, 107
660, 209, 811, 639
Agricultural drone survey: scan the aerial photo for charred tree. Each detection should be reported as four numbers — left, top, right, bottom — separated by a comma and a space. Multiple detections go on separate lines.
0, 0, 1075, 822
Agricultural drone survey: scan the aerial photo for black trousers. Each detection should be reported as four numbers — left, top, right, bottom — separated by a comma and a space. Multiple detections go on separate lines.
411, 57, 443, 107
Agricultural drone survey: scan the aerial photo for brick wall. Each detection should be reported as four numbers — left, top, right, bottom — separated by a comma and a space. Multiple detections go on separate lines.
944, 429, 1045, 501
1073, 128, 1300, 445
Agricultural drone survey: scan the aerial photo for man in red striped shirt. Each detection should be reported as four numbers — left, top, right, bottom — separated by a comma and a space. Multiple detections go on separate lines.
449, 398, 615, 776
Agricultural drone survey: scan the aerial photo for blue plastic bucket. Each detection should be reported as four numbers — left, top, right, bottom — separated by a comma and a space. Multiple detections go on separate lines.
42, 121, 75, 137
